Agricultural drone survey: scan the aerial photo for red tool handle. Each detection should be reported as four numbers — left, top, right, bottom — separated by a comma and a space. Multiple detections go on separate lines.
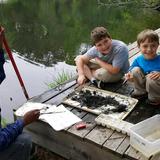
0, 26, 29, 100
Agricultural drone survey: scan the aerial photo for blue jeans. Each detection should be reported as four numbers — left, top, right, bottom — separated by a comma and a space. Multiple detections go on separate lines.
0, 132, 32, 160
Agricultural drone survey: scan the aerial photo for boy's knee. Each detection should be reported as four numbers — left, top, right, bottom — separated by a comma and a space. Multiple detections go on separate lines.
74, 55, 83, 62
131, 67, 141, 75
131, 67, 144, 78
95, 69, 108, 82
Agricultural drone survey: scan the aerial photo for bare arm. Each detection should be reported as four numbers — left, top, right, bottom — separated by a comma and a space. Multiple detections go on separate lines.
95, 57, 120, 74
75, 55, 90, 84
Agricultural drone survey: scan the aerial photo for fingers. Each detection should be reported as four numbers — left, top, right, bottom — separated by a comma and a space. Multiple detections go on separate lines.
23, 109, 40, 126
34, 110, 40, 118
124, 73, 130, 80
147, 72, 160, 80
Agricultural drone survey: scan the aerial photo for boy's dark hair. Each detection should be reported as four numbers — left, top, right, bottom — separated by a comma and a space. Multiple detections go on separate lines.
137, 29, 159, 47
91, 27, 111, 44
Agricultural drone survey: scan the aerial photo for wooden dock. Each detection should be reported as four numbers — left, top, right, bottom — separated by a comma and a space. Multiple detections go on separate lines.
24, 28, 160, 160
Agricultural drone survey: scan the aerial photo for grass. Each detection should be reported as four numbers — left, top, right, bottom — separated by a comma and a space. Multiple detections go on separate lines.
47, 70, 74, 89
1, 117, 8, 127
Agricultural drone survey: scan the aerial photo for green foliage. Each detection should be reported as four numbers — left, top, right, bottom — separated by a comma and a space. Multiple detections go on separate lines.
47, 71, 74, 89
98, 0, 160, 7
1, 117, 8, 127
0, 0, 159, 66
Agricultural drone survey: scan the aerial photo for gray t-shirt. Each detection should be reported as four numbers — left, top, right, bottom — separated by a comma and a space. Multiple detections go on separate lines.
85, 40, 129, 73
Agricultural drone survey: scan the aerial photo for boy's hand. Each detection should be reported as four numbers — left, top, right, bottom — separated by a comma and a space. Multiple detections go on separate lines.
77, 75, 86, 85
23, 109, 40, 126
124, 72, 133, 81
147, 72, 160, 80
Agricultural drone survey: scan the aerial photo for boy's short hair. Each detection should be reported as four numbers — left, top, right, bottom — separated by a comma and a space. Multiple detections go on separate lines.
91, 27, 111, 44
137, 29, 159, 47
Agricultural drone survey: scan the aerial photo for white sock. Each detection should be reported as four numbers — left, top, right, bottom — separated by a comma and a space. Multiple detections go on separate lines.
91, 77, 96, 83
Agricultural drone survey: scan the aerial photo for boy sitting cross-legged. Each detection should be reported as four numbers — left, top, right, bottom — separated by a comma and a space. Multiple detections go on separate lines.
75, 26, 129, 88
125, 29, 160, 106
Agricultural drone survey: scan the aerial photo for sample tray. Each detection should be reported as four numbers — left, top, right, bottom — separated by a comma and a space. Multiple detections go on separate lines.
63, 86, 138, 120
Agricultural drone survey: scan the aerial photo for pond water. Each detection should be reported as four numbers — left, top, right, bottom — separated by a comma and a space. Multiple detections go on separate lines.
0, 0, 160, 122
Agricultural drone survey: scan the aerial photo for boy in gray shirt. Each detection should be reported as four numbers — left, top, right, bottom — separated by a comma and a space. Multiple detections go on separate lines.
75, 26, 129, 88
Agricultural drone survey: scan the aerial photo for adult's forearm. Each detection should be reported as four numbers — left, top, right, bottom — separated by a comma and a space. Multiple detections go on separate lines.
0, 119, 24, 151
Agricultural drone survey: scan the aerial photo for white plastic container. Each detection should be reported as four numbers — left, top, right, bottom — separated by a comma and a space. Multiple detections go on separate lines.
130, 114, 160, 158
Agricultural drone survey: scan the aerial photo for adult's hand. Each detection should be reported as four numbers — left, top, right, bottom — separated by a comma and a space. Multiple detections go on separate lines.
23, 109, 40, 126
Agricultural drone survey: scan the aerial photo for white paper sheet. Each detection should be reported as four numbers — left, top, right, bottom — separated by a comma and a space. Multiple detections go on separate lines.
15, 102, 82, 131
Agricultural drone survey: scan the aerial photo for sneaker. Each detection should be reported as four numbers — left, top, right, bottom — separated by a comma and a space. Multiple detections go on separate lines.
146, 99, 160, 106
91, 80, 105, 89
131, 92, 148, 100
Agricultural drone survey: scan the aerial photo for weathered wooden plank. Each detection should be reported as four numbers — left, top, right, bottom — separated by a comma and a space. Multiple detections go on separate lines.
116, 136, 130, 156
71, 108, 88, 119
155, 28, 160, 33
25, 121, 124, 160
128, 41, 138, 51
85, 125, 114, 146
29, 79, 77, 103
67, 113, 96, 138
150, 153, 160, 160
45, 84, 77, 105
115, 81, 134, 96
138, 155, 149, 160
129, 47, 140, 59
125, 146, 142, 160
94, 79, 124, 92
103, 131, 126, 154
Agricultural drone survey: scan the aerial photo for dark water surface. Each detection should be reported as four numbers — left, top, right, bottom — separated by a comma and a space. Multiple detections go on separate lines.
0, 0, 159, 121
